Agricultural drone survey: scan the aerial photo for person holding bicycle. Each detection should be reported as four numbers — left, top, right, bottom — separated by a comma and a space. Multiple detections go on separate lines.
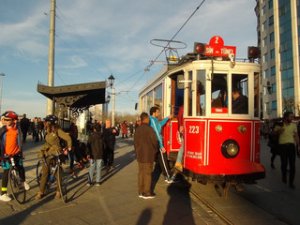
35, 115, 72, 200
0, 111, 30, 202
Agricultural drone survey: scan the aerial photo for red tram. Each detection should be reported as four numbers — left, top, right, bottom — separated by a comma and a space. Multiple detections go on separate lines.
139, 36, 265, 192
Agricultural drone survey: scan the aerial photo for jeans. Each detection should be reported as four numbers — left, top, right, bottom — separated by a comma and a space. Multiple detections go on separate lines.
88, 159, 102, 183
176, 141, 184, 164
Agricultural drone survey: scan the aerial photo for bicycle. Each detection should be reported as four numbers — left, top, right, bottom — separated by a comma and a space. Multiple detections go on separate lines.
2, 155, 27, 204
36, 150, 69, 203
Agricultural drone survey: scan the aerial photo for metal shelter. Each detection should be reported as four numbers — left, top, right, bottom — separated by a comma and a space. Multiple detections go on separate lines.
37, 81, 106, 119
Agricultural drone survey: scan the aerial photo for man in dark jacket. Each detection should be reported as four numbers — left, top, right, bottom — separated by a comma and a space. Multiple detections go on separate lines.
232, 88, 248, 114
87, 124, 104, 186
20, 114, 30, 143
134, 112, 158, 199
103, 119, 119, 172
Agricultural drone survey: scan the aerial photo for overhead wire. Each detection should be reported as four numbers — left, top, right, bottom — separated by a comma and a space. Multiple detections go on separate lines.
144, 0, 206, 72
116, 0, 206, 96
50, 1, 206, 99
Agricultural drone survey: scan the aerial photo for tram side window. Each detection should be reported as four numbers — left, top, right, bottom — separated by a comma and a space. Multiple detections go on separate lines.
254, 72, 259, 117
211, 74, 228, 113
197, 70, 206, 116
187, 71, 193, 116
232, 74, 248, 114
146, 91, 154, 114
154, 84, 163, 112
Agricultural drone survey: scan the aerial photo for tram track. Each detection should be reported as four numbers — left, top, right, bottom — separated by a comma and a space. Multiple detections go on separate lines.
190, 185, 234, 225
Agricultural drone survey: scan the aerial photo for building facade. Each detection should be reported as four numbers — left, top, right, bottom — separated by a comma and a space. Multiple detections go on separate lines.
256, 0, 300, 119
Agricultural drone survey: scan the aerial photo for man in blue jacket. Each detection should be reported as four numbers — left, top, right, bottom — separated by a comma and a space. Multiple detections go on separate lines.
149, 106, 173, 183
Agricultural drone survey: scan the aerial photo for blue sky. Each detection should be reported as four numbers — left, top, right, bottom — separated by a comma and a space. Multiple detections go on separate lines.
0, 0, 257, 118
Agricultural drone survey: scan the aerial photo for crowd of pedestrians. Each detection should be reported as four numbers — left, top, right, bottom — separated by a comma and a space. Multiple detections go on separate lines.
0, 109, 125, 202
267, 111, 300, 189
2, 106, 300, 205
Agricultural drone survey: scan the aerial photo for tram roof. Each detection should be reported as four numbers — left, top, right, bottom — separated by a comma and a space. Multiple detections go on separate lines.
37, 81, 106, 108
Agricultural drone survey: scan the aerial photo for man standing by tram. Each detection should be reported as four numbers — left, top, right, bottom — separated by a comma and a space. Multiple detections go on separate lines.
274, 111, 300, 189
149, 106, 173, 183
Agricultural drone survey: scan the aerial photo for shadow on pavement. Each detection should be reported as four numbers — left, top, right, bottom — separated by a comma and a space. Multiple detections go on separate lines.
162, 177, 196, 225
135, 207, 152, 225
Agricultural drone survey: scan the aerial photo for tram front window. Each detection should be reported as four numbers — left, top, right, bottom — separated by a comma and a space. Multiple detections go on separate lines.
211, 74, 228, 113
232, 74, 248, 114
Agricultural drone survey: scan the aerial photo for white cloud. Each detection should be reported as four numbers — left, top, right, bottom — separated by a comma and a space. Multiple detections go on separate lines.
58, 55, 88, 69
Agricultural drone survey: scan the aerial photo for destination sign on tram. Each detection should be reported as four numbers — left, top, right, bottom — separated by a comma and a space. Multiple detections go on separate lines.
204, 35, 236, 57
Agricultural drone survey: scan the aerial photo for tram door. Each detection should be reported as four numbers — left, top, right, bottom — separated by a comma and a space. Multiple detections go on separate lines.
163, 74, 183, 159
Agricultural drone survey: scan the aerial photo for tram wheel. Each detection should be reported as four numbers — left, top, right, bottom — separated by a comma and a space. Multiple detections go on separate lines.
214, 182, 231, 198
9, 168, 26, 204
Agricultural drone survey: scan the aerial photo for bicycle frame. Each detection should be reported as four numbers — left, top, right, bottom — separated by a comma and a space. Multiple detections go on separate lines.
36, 151, 68, 203
2, 155, 27, 204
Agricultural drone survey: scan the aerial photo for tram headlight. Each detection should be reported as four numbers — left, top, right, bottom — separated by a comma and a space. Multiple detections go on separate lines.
194, 42, 206, 55
221, 139, 239, 159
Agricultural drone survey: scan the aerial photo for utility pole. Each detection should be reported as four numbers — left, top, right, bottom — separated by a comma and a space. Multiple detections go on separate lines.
47, 0, 56, 115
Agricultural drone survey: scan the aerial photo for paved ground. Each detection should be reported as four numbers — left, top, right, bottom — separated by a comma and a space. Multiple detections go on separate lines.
0, 137, 220, 225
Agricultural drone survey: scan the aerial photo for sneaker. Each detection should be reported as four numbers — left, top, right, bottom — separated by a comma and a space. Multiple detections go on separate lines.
164, 178, 174, 184
174, 162, 183, 172
23, 181, 30, 191
138, 193, 143, 198
35, 192, 43, 200
142, 194, 155, 199
86, 182, 92, 187
55, 191, 61, 199
0, 193, 11, 202
95, 183, 101, 186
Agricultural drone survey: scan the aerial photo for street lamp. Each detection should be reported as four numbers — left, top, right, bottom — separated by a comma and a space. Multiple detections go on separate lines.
0, 73, 5, 115
107, 74, 115, 126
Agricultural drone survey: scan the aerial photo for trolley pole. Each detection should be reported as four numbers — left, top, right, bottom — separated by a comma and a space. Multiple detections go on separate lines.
47, 0, 56, 115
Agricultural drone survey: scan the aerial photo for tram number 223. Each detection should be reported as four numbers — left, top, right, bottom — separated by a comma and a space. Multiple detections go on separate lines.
188, 125, 200, 134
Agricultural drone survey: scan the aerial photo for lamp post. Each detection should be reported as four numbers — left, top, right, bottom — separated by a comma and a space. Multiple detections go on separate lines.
102, 94, 110, 120
108, 74, 115, 126
0, 73, 5, 115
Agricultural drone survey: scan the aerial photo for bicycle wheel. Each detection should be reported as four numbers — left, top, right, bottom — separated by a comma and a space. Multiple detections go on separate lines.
57, 165, 68, 203
9, 168, 26, 204
36, 159, 43, 185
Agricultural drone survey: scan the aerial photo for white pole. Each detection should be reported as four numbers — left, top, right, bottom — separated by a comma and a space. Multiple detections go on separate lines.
47, 0, 56, 115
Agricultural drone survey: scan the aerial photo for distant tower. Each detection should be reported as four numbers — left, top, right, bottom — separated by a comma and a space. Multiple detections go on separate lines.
256, 0, 300, 118
47, 0, 56, 115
